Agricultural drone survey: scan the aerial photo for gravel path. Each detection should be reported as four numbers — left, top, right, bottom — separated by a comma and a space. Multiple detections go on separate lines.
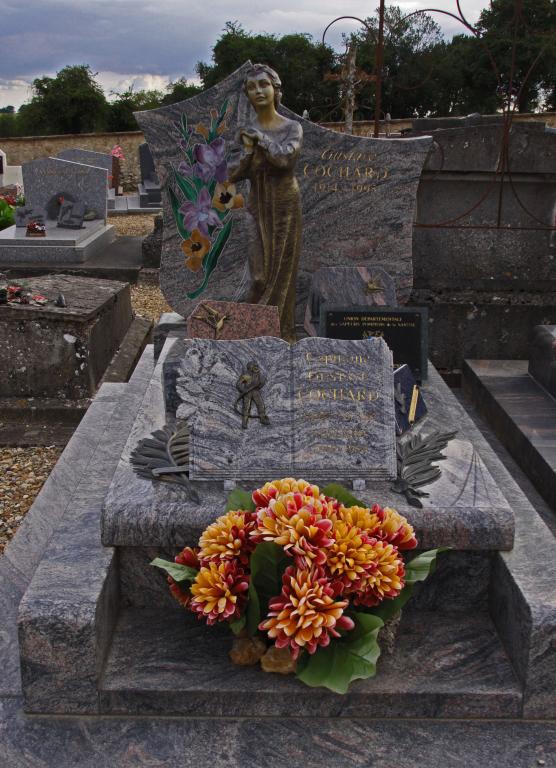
0, 446, 61, 554
2, 215, 167, 554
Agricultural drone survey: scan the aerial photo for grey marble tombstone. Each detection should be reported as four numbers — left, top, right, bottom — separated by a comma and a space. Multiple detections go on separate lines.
304, 265, 398, 336
57, 148, 113, 175
174, 335, 396, 482
22, 157, 108, 223
134, 62, 431, 325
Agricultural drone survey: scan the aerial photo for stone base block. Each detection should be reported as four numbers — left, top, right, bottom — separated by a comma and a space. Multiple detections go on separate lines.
0, 221, 116, 263
0, 274, 133, 399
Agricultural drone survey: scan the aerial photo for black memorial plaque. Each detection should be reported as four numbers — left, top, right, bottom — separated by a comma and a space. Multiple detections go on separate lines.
319, 305, 428, 381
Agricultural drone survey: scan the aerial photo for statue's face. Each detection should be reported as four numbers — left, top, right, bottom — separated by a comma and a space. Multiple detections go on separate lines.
245, 73, 275, 109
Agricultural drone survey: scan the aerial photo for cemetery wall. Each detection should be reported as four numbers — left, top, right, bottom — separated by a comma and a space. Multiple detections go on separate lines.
321, 111, 556, 136
1, 131, 144, 190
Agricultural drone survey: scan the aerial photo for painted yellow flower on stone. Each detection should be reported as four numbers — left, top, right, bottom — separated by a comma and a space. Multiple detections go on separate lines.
212, 181, 244, 212
182, 228, 211, 272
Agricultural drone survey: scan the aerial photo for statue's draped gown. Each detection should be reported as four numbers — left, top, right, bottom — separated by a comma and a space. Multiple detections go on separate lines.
229, 118, 303, 342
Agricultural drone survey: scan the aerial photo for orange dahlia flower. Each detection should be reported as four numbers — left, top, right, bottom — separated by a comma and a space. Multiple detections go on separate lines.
167, 576, 191, 609
254, 492, 333, 568
175, 546, 200, 568
352, 539, 405, 607
259, 566, 354, 659
190, 561, 249, 625
198, 510, 256, 565
325, 520, 377, 590
369, 505, 417, 550
182, 228, 211, 272
212, 181, 244, 212
252, 477, 321, 507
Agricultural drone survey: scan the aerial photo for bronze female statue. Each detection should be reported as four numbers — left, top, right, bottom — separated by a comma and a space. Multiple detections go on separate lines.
229, 64, 303, 343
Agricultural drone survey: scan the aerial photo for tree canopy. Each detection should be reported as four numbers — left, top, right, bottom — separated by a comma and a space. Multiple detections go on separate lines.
0, 2, 554, 138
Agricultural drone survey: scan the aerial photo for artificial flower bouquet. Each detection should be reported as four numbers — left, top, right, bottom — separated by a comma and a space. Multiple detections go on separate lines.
152, 478, 441, 693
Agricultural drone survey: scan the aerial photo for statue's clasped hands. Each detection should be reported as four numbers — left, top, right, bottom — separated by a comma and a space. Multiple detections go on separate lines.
239, 127, 264, 153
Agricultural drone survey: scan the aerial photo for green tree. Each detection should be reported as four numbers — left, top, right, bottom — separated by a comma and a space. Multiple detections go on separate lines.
475, 0, 556, 112
161, 78, 203, 105
197, 21, 341, 120
17, 65, 108, 135
349, 7, 446, 119
107, 88, 164, 131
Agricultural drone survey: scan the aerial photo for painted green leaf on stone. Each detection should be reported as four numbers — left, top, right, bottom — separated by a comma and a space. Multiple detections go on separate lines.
186, 217, 233, 300
168, 186, 190, 241
173, 167, 197, 202
296, 611, 383, 694
150, 558, 198, 583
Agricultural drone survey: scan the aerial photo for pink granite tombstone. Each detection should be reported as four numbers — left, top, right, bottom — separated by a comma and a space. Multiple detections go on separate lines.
186, 301, 281, 340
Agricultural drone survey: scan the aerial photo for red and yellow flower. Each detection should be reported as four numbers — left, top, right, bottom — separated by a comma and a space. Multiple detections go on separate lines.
182, 228, 211, 272
190, 560, 249, 625
259, 566, 354, 659
198, 510, 256, 565
351, 539, 405, 607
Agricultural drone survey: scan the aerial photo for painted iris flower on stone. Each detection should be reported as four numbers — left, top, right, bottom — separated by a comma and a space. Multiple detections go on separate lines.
168, 99, 236, 300
179, 188, 222, 236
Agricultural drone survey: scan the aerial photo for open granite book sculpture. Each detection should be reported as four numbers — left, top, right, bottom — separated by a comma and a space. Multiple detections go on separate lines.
175, 336, 396, 482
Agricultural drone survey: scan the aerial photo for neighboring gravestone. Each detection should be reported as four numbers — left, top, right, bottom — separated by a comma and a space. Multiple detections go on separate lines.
0, 147, 23, 189
304, 265, 397, 336
320, 305, 428, 381
57, 149, 115, 210
134, 61, 431, 325
186, 300, 280, 339
138, 142, 162, 208
22, 157, 108, 223
57, 148, 113, 175
173, 336, 396, 481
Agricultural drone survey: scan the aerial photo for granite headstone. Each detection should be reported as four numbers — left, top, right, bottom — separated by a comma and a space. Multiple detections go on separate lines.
304, 265, 397, 336
186, 300, 281, 339
22, 157, 108, 223
134, 62, 431, 325
138, 143, 162, 208
57, 148, 113, 175
174, 336, 396, 481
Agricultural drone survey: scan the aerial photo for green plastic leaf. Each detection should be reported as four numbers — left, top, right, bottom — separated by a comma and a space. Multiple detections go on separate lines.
225, 487, 256, 512
173, 167, 197, 202
168, 186, 190, 241
321, 483, 365, 508
150, 558, 198, 583
246, 542, 290, 637
296, 612, 384, 693
246, 580, 261, 637
405, 548, 446, 584
366, 584, 414, 623
229, 615, 246, 636
186, 218, 233, 300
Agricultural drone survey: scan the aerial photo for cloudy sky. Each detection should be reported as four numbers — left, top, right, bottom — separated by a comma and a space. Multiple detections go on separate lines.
0, 0, 488, 109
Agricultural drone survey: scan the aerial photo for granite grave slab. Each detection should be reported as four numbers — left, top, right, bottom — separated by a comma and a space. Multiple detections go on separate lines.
176, 336, 396, 481
101, 338, 513, 550
304, 265, 397, 336
134, 62, 431, 325
528, 325, 556, 397
186, 300, 280, 339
